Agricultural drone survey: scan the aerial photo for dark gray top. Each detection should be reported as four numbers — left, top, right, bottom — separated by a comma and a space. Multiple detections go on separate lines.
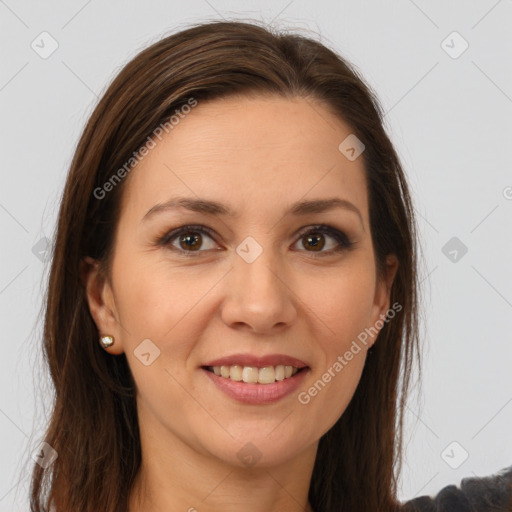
401, 465, 512, 511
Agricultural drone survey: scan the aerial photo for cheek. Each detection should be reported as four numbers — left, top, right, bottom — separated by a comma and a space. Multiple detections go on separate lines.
299, 270, 374, 432
112, 262, 201, 414
110, 254, 223, 383
116, 277, 172, 338
297, 259, 375, 420
111, 249, 201, 338
302, 360, 365, 430
304, 260, 376, 345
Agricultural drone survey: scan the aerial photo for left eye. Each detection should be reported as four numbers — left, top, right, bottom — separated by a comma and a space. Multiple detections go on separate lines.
293, 226, 351, 254
159, 224, 353, 257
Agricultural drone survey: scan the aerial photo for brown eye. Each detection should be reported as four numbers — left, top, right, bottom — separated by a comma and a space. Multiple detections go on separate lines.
178, 232, 203, 251
160, 224, 354, 258
292, 225, 353, 256
302, 232, 326, 252
160, 225, 219, 256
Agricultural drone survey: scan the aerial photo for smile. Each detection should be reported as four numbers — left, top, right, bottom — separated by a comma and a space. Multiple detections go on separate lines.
205, 364, 302, 384
202, 365, 310, 405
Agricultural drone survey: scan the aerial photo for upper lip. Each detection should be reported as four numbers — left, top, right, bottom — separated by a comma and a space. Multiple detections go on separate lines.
202, 354, 309, 369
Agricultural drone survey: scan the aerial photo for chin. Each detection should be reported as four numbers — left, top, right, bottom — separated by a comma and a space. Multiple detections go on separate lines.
202, 428, 313, 469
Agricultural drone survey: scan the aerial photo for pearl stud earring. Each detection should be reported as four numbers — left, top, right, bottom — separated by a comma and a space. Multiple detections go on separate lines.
99, 335, 115, 349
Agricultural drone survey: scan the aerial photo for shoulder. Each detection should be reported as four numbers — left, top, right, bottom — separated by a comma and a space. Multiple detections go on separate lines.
400, 465, 512, 512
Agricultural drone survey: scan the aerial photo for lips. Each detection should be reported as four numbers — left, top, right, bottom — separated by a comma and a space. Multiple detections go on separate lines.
202, 353, 309, 369
200, 353, 311, 404
202, 364, 309, 404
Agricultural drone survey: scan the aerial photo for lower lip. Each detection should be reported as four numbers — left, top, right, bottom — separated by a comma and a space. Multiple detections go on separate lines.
202, 367, 309, 405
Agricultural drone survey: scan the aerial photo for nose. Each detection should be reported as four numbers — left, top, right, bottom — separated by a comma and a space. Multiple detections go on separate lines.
220, 248, 298, 334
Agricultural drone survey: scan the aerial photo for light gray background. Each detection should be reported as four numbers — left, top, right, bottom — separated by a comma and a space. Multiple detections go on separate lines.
1, 0, 511, 509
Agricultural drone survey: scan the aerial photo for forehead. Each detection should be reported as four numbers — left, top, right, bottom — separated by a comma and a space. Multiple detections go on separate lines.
119, 95, 369, 224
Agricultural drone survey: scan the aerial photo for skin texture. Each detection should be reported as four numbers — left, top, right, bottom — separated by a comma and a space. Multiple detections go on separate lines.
83, 95, 398, 512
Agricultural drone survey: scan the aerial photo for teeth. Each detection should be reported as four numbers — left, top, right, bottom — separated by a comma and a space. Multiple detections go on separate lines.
230, 365, 243, 381
258, 366, 275, 384
209, 364, 301, 384
242, 366, 259, 383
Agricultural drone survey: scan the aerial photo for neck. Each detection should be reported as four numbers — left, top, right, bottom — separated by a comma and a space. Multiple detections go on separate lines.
128, 413, 318, 512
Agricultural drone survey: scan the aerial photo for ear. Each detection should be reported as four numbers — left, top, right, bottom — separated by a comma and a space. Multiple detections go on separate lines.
80, 256, 125, 355
368, 254, 399, 349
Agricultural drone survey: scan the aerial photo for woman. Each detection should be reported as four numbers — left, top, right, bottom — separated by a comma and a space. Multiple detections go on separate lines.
29, 19, 511, 512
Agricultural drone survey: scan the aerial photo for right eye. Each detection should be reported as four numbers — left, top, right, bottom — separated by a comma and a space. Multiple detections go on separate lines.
159, 225, 221, 257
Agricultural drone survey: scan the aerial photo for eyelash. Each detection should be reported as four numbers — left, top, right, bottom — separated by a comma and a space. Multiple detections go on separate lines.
157, 224, 355, 258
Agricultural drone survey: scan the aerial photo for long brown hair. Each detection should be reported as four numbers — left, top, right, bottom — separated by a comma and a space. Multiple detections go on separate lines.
30, 19, 422, 512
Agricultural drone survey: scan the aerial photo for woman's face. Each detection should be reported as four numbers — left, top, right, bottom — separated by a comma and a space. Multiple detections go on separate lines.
86, 95, 397, 468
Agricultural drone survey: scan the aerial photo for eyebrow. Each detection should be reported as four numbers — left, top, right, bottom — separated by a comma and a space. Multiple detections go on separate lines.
142, 196, 364, 228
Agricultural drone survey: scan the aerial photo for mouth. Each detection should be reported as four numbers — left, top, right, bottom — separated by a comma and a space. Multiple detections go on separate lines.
202, 364, 308, 385
200, 353, 311, 403
201, 363, 310, 404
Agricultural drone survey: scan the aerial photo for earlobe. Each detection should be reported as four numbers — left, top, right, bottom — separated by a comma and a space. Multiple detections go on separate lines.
81, 256, 124, 354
